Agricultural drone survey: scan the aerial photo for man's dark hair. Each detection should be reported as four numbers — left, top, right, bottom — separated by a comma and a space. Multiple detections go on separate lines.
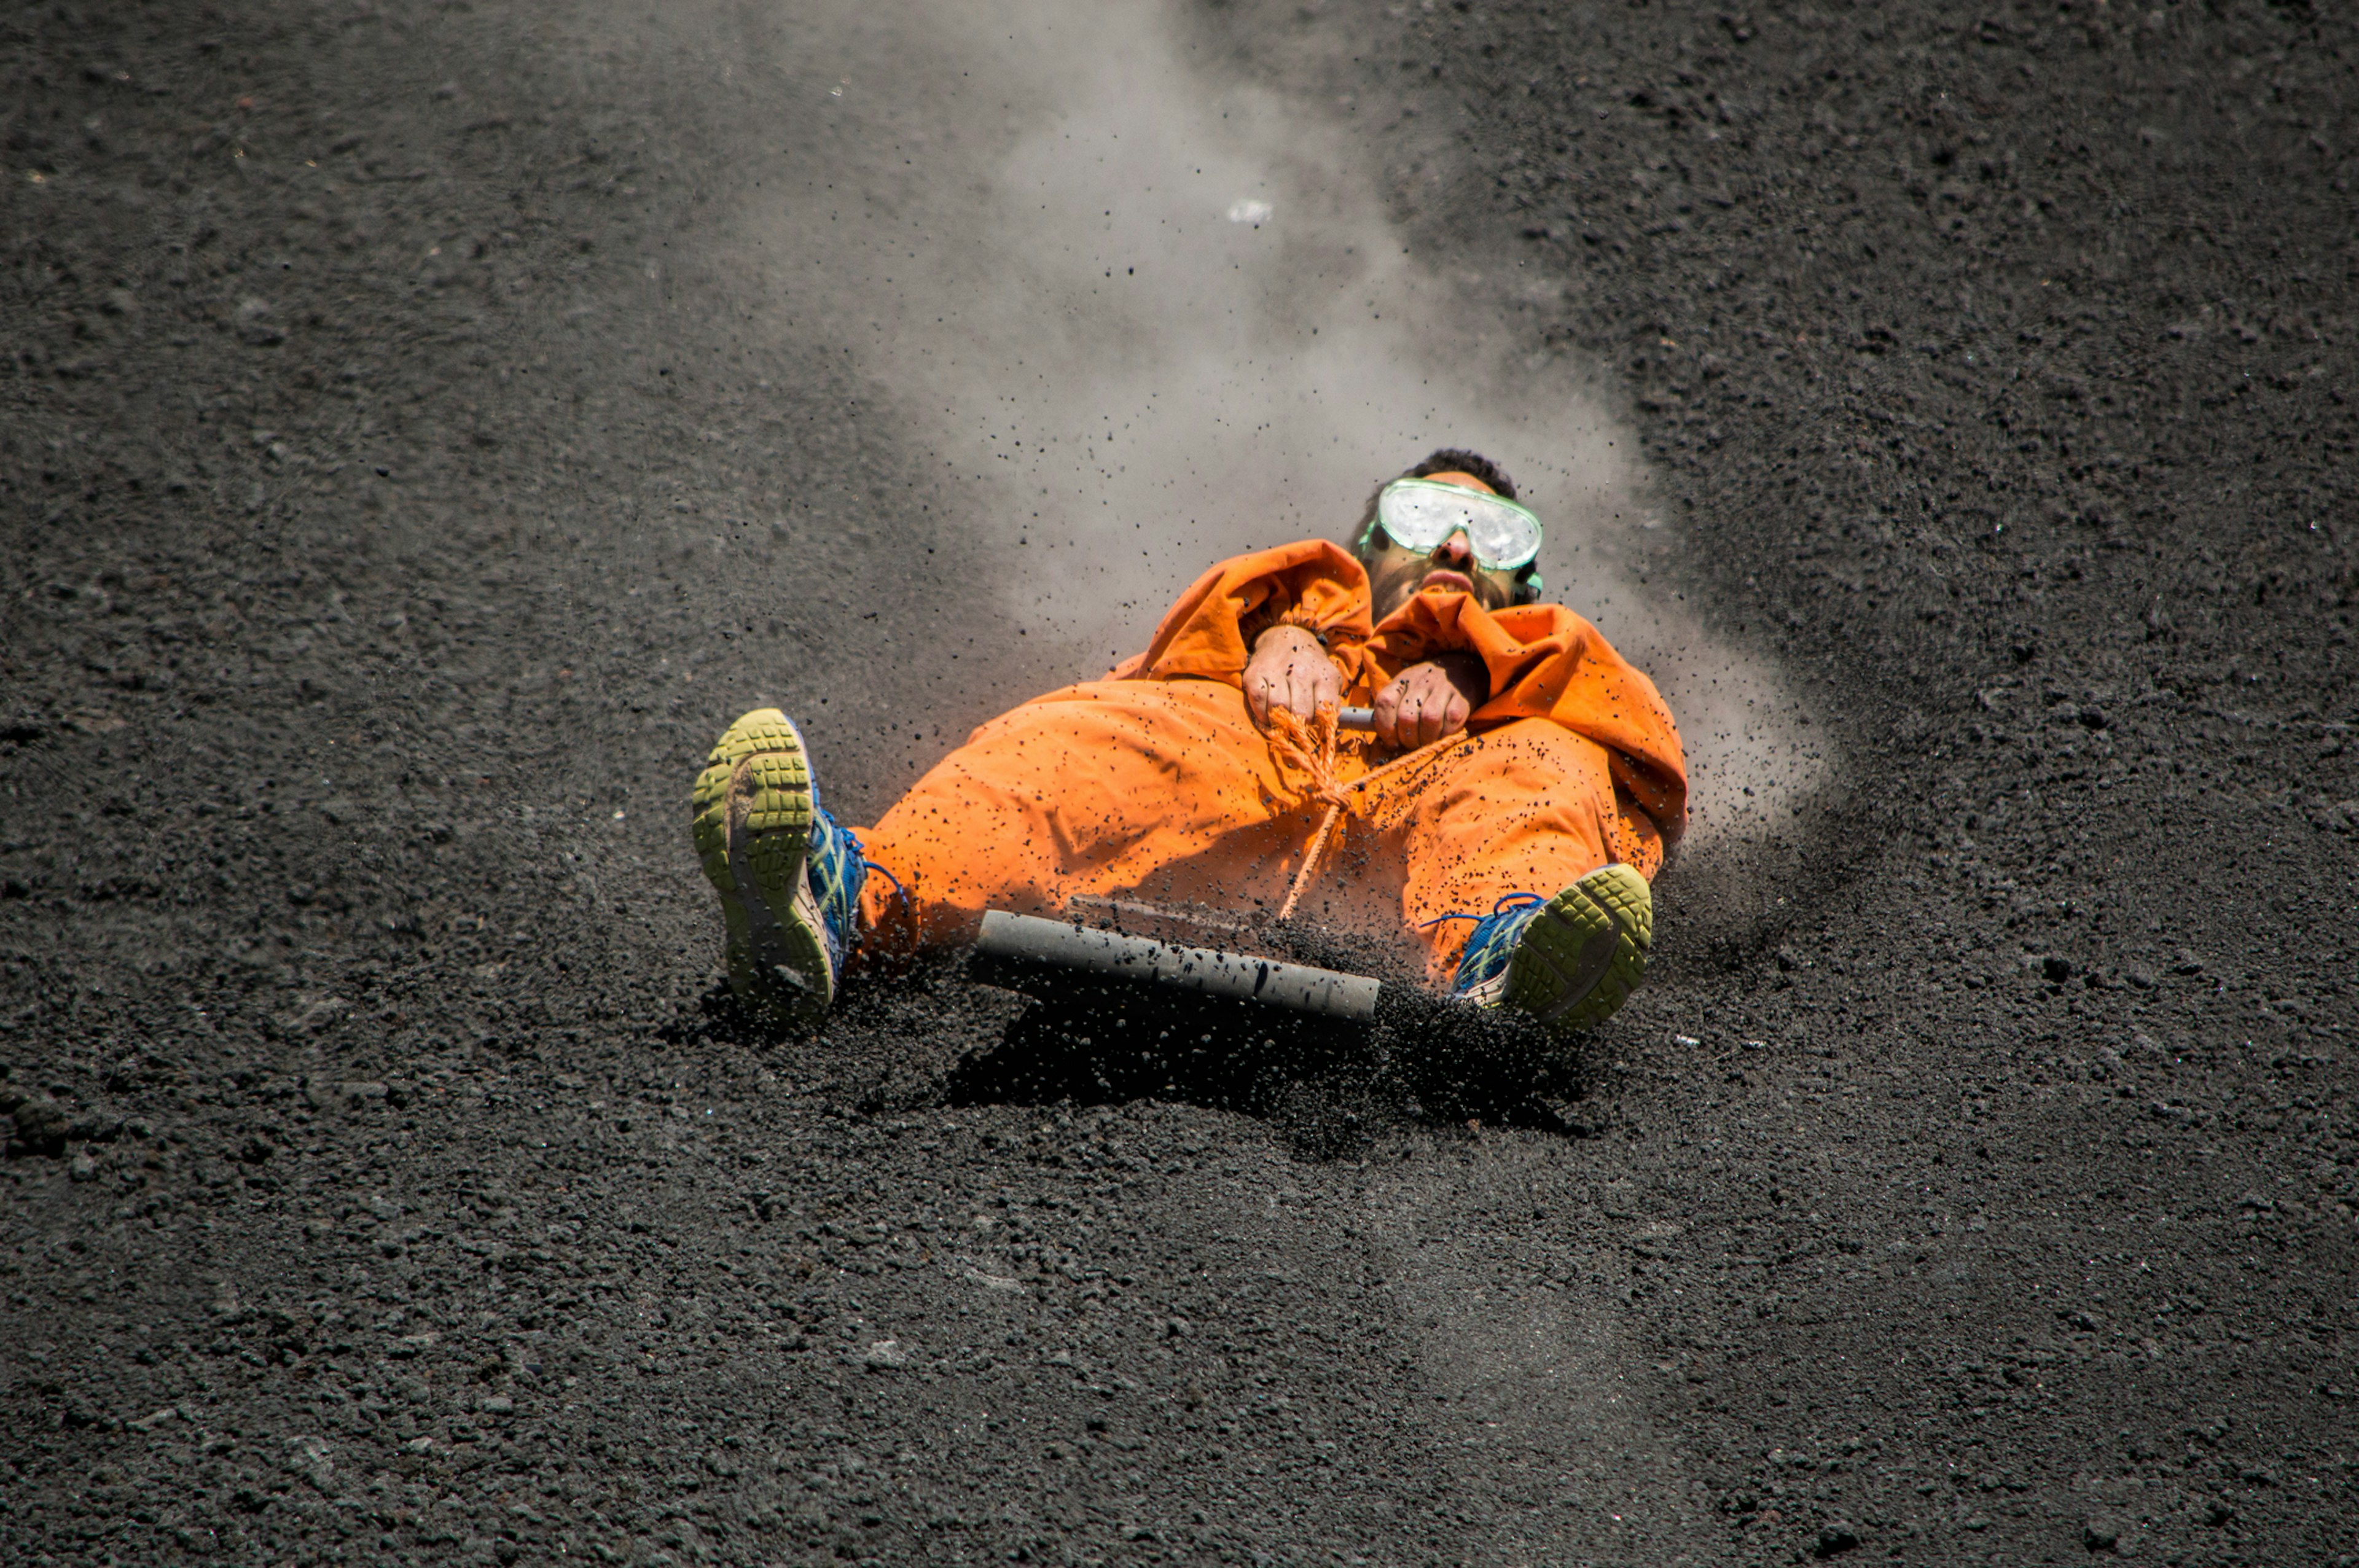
1353, 447, 1521, 556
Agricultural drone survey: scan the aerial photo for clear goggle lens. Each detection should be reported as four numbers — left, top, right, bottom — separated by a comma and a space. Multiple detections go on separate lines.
1372, 478, 1544, 572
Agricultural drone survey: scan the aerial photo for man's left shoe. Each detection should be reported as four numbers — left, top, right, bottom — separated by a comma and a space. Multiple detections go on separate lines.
1452, 864, 1653, 1033
689, 709, 866, 1030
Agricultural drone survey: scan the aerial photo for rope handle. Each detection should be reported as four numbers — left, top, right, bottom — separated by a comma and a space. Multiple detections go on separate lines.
1264, 703, 1460, 921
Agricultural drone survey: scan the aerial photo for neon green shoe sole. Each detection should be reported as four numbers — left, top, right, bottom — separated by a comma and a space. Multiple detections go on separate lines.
689, 709, 834, 1028
1465, 864, 1654, 1034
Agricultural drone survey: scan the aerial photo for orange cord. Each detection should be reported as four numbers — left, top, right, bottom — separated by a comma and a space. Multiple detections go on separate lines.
1265, 705, 1461, 921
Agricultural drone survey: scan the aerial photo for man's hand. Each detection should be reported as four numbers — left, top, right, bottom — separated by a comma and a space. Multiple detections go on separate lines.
1244, 624, 1341, 730
1372, 652, 1489, 749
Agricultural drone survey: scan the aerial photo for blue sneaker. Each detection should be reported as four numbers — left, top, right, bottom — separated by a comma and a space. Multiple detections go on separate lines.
690, 709, 866, 1029
1452, 864, 1653, 1033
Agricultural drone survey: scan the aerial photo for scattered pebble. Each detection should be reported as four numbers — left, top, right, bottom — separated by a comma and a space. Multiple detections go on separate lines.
284, 1435, 335, 1491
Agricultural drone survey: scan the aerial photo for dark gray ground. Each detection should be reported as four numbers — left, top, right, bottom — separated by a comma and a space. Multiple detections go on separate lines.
5, 1, 2357, 1564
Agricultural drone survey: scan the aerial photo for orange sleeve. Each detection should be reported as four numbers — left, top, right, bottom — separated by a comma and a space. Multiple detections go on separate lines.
1106, 540, 1372, 685
1364, 589, 1689, 845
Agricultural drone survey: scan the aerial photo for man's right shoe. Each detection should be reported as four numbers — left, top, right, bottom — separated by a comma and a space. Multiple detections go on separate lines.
1452, 863, 1653, 1034
690, 709, 865, 1029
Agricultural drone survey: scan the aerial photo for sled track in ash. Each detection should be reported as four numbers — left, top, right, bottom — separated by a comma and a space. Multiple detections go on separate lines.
4, 2, 2357, 1564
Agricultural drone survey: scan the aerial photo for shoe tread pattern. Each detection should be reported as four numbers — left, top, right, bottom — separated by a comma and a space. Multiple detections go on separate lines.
688, 709, 827, 1029
1504, 863, 1653, 1034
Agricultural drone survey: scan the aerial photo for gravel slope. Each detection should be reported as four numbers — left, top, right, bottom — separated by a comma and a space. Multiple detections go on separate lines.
4, 2, 2354, 1566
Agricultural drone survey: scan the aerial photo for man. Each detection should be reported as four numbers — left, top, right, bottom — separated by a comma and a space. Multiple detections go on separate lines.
689, 449, 1686, 1039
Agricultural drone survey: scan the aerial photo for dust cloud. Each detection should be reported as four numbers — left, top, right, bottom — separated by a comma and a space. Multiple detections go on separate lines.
722, 0, 1824, 849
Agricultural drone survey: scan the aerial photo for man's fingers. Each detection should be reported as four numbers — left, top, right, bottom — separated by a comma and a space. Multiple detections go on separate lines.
1358, 663, 1478, 749
1415, 688, 1446, 748
1396, 684, 1425, 748
1249, 656, 1345, 727
1416, 671, 1466, 746
1371, 680, 1402, 747
1434, 692, 1466, 744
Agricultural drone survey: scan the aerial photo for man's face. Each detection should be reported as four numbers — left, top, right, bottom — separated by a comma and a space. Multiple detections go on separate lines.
1362, 475, 1524, 622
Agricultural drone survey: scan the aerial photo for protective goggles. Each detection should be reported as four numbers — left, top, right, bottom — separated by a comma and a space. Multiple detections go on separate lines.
1362, 477, 1544, 573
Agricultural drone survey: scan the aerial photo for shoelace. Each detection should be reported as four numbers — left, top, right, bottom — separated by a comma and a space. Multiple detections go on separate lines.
818, 813, 909, 962
1263, 704, 1466, 922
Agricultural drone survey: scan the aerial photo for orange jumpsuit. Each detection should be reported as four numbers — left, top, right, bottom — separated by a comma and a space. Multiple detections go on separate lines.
854, 540, 1686, 983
